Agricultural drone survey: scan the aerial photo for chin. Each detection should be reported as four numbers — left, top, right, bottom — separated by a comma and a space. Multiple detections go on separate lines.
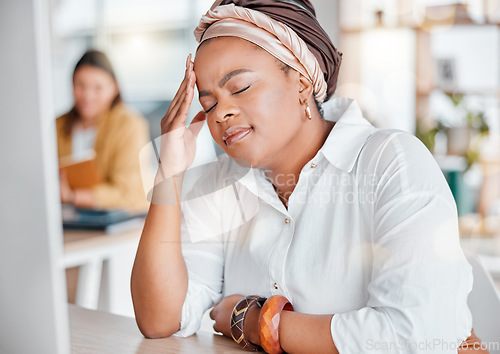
225, 149, 266, 169
216, 134, 268, 169
77, 108, 98, 118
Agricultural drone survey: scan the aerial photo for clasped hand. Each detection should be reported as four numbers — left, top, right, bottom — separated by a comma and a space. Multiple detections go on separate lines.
209, 294, 262, 346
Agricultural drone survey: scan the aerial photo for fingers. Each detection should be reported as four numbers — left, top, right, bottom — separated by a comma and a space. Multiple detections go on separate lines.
211, 307, 221, 334
161, 55, 195, 132
59, 168, 68, 183
171, 73, 195, 128
161, 76, 194, 133
167, 58, 193, 114
168, 54, 192, 109
169, 64, 195, 118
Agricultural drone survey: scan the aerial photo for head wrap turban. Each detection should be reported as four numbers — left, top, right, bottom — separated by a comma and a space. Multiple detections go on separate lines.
194, 0, 342, 103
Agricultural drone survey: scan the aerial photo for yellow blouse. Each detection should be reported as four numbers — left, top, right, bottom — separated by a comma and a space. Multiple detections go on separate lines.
56, 103, 154, 211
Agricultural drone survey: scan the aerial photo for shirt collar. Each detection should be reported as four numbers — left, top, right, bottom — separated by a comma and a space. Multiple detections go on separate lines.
319, 97, 375, 173
221, 160, 287, 213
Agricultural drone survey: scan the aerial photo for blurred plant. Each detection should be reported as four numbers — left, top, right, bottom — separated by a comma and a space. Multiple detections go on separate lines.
416, 119, 443, 152
444, 92, 489, 133
464, 110, 490, 169
416, 92, 490, 170
449, 92, 464, 107
466, 111, 489, 134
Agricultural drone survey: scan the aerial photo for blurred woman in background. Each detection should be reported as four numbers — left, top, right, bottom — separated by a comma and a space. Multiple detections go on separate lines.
56, 50, 152, 211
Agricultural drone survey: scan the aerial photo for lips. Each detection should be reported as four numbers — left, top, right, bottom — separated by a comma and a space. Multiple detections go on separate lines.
222, 126, 253, 147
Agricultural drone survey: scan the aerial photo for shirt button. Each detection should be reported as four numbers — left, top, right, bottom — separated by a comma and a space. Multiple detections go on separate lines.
310, 162, 317, 169
274, 282, 279, 290
284, 218, 290, 224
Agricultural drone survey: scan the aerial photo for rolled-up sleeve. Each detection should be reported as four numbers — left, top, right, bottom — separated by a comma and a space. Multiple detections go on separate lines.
172, 165, 225, 337
331, 132, 473, 353
172, 216, 224, 337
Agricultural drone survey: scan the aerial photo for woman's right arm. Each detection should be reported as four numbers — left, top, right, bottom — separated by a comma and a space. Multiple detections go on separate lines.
131, 177, 187, 338
130, 55, 206, 338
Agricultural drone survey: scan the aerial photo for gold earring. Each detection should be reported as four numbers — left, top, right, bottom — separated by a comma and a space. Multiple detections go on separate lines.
305, 102, 312, 120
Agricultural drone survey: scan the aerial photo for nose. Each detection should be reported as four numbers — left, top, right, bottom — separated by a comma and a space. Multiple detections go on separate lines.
215, 100, 239, 124
216, 113, 234, 124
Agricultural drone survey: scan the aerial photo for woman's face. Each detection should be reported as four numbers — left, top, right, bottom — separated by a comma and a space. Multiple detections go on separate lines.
73, 65, 118, 121
194, 37, 306, 169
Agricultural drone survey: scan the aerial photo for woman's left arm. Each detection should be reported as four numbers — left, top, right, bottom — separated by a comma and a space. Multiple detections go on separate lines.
209, 295, 338, 354
269, 311, 337, 353
211, 132, 473, 354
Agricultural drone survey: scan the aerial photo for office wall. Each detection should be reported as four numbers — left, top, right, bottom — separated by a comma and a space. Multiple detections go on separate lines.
50, 0, 339, 119
0, 0, 70, 353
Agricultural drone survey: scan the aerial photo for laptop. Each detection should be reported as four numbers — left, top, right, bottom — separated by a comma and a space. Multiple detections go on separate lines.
62, 205, 147, 234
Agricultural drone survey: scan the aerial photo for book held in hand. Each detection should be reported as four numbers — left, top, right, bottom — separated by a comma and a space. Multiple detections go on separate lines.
59, 151, 102, 189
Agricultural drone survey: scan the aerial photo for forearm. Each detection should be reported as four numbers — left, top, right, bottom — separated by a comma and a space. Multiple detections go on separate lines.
279, 311, 338, 354
131, 175, 188, 338
246, 306, 338, 354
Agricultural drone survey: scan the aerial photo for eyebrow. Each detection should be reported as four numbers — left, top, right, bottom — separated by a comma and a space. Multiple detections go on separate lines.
199, 69, 254, 98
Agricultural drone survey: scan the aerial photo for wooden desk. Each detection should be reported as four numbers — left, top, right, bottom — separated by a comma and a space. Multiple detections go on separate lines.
69, 304, 242, 353
63, 225, 143, 314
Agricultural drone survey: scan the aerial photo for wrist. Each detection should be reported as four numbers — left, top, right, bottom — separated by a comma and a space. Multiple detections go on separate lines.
258, 295, 294, 354
154, 161, 186, 184
245, 303, 261, 346
151, 173, 184, 205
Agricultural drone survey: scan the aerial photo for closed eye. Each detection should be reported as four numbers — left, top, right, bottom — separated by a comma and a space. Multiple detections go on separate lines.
203, 86, 250, 113
204, 103, 217, 114
233, 85, 250, 95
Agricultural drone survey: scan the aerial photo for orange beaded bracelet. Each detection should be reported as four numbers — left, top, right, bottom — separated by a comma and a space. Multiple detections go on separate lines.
258, 295, 294, 354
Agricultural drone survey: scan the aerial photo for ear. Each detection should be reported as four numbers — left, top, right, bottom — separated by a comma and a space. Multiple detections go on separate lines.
298, 74, 314, 104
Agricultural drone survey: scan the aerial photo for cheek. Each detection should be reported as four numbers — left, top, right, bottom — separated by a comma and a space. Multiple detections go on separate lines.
97, 86, 117, 106
74, 87, 97, 103
207, 118, 230, 153
73, 86, 84, 100
243, 84, 298, 134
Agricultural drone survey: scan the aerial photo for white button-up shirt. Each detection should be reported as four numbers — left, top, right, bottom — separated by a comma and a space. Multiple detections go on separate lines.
173, 97, 472, 353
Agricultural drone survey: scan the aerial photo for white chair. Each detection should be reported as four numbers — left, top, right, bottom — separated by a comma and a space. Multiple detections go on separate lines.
466, 252, 500, 353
